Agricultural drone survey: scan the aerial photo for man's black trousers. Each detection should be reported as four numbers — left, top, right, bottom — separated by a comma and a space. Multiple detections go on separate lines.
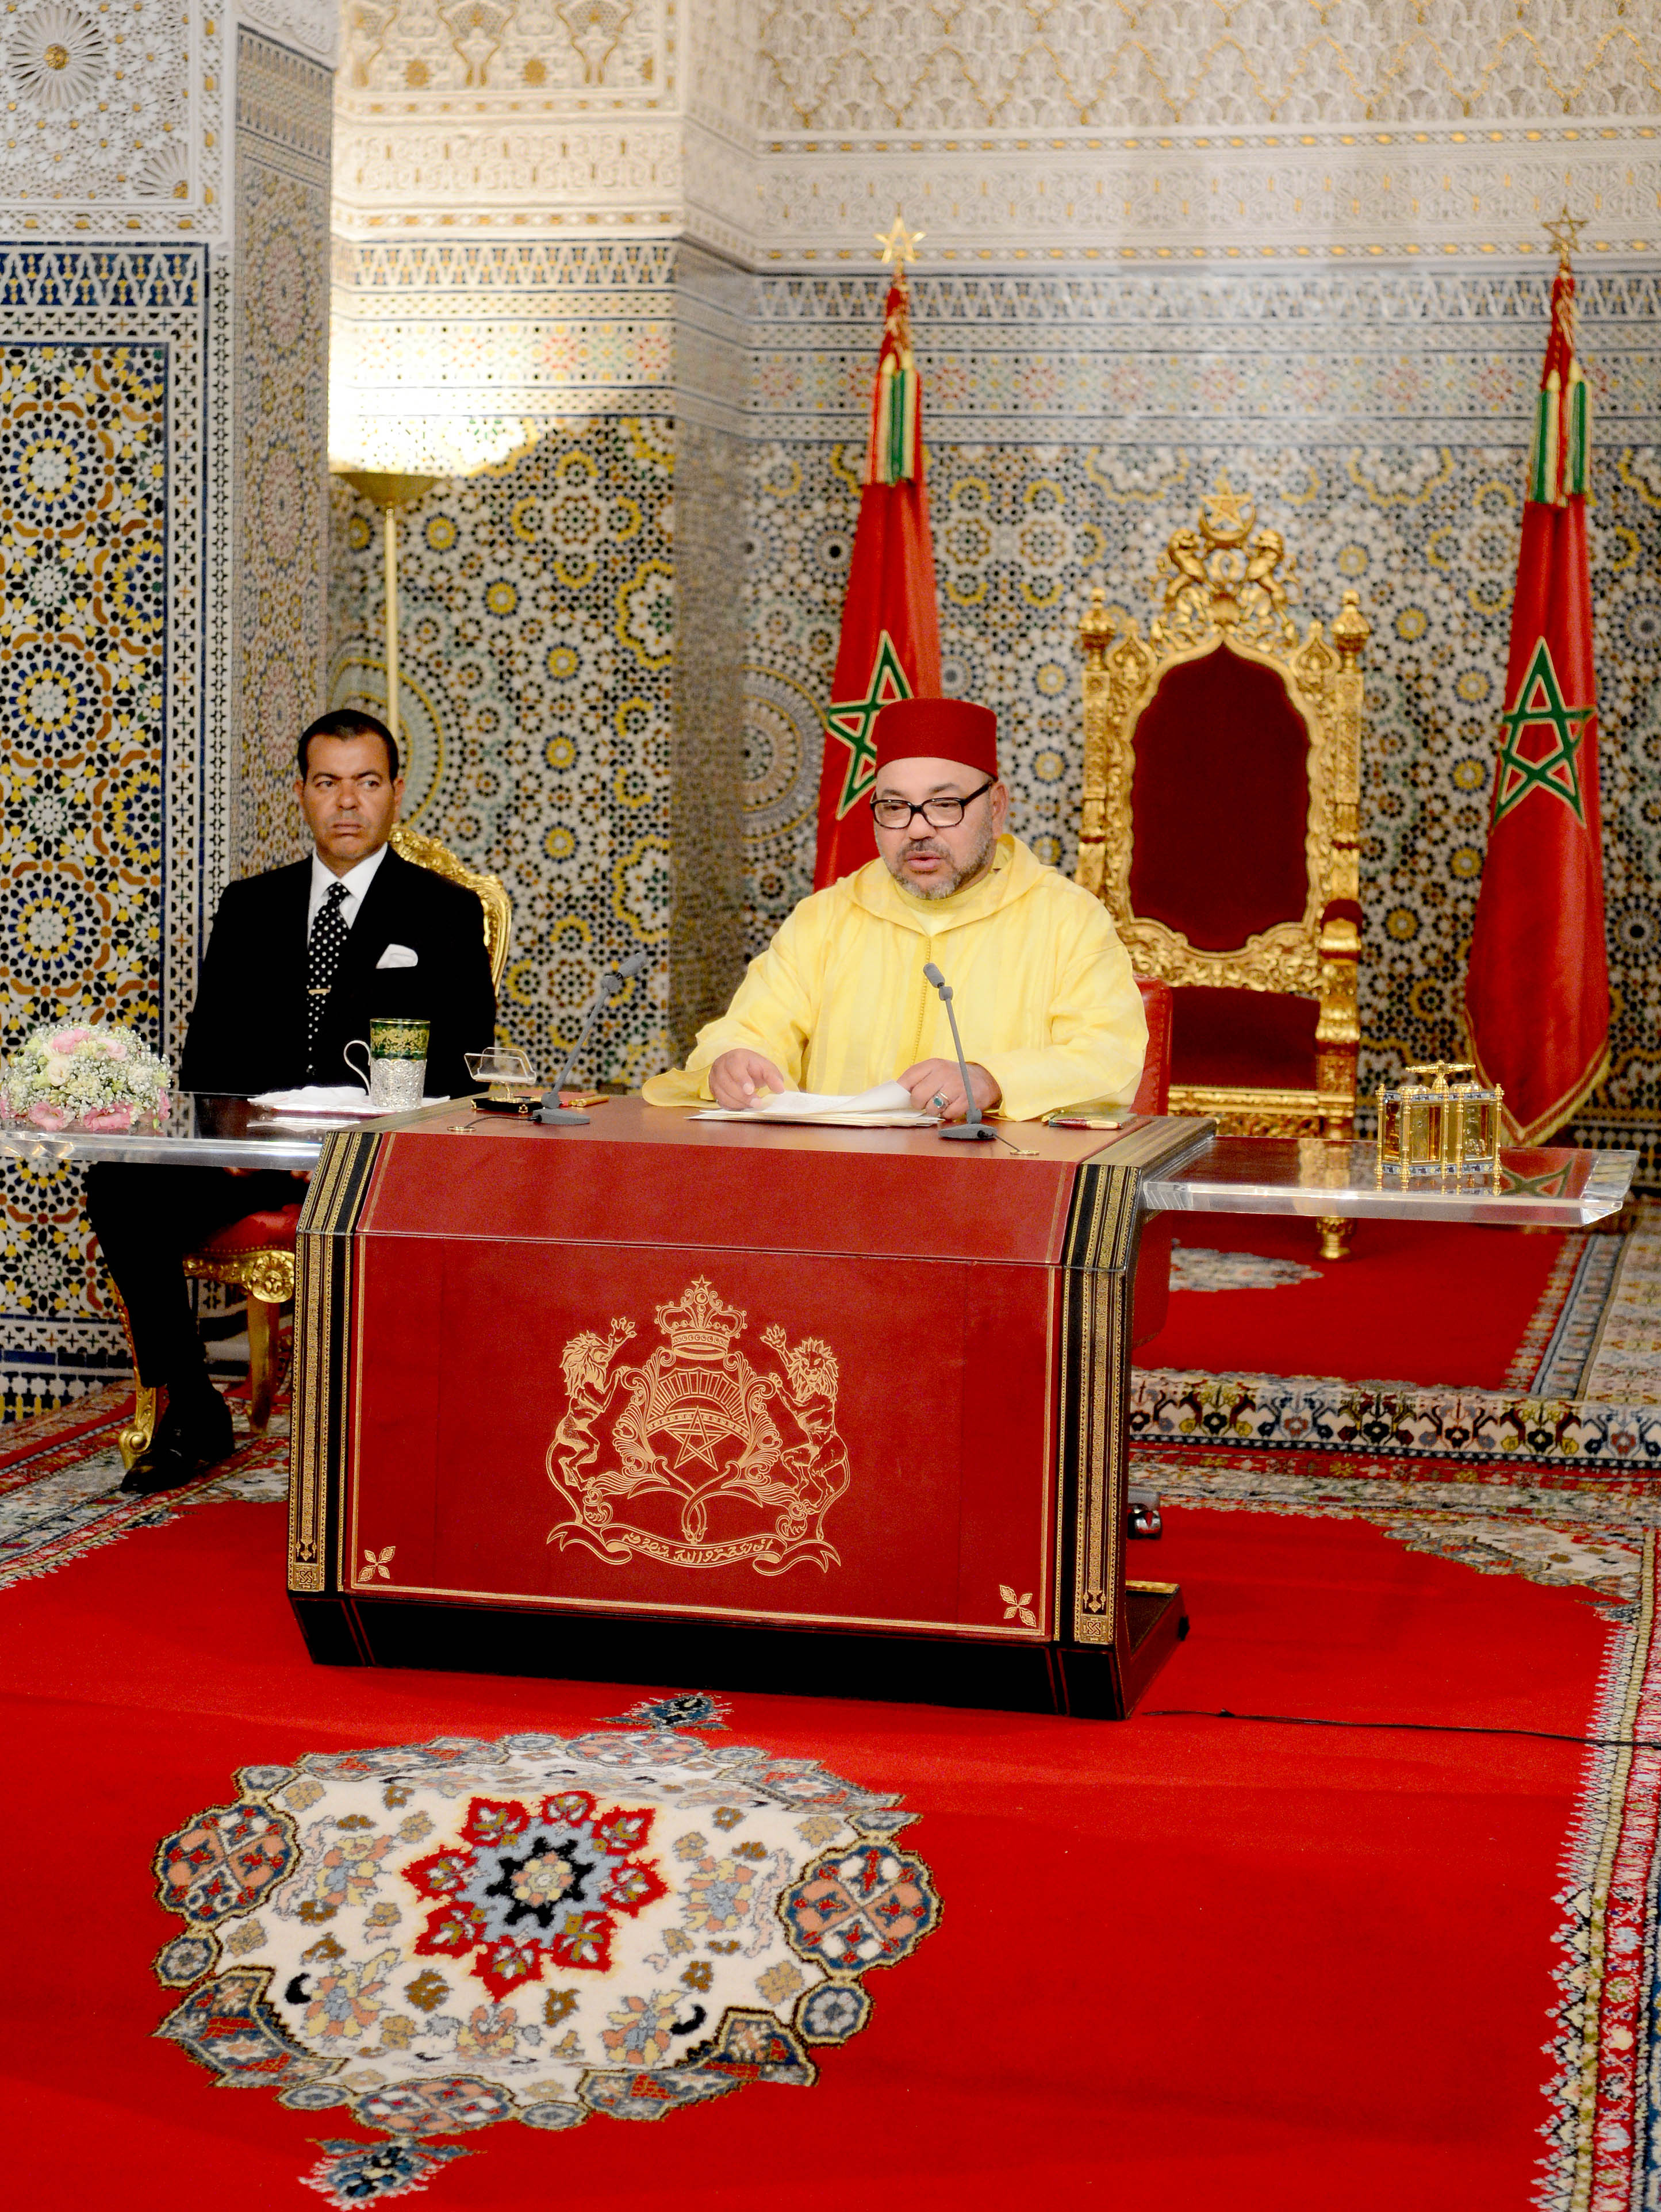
86, 1164, 309, 1388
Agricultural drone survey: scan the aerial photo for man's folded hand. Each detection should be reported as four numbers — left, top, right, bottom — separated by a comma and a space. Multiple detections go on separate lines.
708, 1049, 788, 1109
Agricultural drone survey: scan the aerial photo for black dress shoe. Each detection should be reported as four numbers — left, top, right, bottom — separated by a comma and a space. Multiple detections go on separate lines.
120, 1389, 236, 1496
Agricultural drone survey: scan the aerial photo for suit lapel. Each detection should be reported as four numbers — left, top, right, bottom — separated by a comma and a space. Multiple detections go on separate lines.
274, 860, 313, 1058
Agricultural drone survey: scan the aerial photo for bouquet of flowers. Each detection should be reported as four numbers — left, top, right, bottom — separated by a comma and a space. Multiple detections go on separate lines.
2, 1021, 172, 1133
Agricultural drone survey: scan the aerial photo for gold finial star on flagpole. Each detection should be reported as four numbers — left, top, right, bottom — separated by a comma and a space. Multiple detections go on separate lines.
1544, 206, 1586, 264
875, 213, 925, 267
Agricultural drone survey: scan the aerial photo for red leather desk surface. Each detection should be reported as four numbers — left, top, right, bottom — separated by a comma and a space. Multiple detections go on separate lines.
337, 1101, 1125, 1642
356, 1096, 1119, 1264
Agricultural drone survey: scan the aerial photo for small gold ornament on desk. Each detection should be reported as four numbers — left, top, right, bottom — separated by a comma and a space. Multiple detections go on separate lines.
1375, 1062, 1503, 1186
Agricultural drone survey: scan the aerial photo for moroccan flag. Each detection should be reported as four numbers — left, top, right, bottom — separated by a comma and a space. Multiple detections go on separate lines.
1463, 253, 1609, 1142
812, 272, 942, 888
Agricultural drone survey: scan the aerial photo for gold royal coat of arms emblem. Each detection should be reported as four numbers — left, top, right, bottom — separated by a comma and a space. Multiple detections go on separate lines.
546, 1278, 851, 1575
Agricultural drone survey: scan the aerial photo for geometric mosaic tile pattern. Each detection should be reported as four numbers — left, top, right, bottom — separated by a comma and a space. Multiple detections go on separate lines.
328, 417, 678, 1088
0, 247, 224, 1416
233, 32, 333, 876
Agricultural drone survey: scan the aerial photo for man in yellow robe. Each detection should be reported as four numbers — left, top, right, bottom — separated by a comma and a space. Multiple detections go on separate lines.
645, 695, 1147, 1122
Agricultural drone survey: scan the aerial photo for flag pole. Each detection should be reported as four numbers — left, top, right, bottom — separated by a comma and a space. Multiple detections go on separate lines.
811, 213, 945, 890
1461, 209, 1609, 1143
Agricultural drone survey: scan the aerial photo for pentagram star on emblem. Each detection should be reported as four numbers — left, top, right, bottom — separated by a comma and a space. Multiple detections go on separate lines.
666, 1414, 724, 1471
825, 631, 912, 819
1491, 637, 1593, 829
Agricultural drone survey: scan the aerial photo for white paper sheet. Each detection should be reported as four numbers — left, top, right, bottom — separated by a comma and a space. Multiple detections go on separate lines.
691, 1079, 935, 1128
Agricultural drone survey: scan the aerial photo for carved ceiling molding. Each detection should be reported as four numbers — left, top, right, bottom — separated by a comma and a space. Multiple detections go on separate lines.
319, 2, 1661, 260
331, 115, 684, 232
753, 1, 1661, 136
746, 128, 1661, 264
336, 0, 671, 109
239, 0, 340, 70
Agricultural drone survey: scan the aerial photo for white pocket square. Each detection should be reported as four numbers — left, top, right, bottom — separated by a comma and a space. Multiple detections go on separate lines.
376, 943, 419, 969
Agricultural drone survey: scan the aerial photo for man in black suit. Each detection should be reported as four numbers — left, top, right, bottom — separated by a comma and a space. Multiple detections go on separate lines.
88, 710, 496, 1496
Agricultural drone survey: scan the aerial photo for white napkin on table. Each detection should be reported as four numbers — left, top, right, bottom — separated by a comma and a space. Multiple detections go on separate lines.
248, 1086, 451, 1118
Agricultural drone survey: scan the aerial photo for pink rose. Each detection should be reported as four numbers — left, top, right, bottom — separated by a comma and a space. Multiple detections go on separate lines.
48, 1028, 90, 1052
105, 1036, 129, 1059
27, 1102, 68, 1130
155, 1092, 171, 1118
80, 1104, 133, 1133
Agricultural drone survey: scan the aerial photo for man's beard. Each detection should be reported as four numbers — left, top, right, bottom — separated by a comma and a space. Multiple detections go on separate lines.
884, 819, 998, 900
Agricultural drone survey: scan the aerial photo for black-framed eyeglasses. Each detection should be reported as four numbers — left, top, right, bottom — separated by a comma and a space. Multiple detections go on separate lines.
869, 777, 994, 831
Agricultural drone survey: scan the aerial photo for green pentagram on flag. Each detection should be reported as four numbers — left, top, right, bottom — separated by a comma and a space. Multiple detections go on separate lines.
1491, 637, 1594, 829
825, 631, 912, 819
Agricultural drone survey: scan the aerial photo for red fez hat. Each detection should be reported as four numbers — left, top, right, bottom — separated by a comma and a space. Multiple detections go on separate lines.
872, 696, 999, 781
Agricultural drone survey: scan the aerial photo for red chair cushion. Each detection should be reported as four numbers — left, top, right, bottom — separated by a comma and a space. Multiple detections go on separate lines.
1170, 984, 1318, 1091
198, 1203, 303, 1256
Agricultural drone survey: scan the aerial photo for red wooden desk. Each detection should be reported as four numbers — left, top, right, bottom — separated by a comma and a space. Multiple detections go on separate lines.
286, 1100, 1212, 1716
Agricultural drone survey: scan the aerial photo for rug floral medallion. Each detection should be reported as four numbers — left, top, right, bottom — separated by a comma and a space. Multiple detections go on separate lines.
147, 1699, 940, 2204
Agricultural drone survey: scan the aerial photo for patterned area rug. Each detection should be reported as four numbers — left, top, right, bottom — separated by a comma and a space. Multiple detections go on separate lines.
1133, 1202, 1661, 1466
1543, 1531, 1661, 2212
0, 1380, 287, 1590
1131, 1442, 1659, 1615
0, 1405, 1640, 2205
148, 1708, 939, 2205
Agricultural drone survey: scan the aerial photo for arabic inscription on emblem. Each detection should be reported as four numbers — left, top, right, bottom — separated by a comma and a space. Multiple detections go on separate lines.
546, 1278, 850, 1575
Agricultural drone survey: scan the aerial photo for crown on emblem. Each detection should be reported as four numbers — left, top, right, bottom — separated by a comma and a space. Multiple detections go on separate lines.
654, 1278, 745, 1360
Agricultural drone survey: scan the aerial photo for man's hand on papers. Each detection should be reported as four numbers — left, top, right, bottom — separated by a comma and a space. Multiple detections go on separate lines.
709, 1049, 789, 1109
900, 1058, 1002, 1122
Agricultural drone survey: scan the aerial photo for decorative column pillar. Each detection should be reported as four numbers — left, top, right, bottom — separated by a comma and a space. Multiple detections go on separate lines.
0, 1, 335, 1415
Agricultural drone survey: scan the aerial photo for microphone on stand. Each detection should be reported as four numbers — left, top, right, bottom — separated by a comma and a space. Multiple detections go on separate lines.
922, 961, 996, 1143
536, 950, 651, 1126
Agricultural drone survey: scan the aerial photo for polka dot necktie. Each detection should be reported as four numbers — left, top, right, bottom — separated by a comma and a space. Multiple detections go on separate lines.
306, 880, 350, 1076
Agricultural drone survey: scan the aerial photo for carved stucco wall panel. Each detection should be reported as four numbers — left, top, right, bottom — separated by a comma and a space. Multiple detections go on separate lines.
755, 1, 1661, 133
234, 30, 333, 876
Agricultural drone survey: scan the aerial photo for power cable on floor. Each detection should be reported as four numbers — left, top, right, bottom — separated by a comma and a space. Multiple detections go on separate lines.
1141, 1707, 1659, 1751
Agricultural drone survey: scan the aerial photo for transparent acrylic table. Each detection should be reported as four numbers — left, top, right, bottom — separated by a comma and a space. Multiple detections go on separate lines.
0, 1094, 332, 1174
1140, 1135, 1636, 1230
0, 1107, 1637, 1234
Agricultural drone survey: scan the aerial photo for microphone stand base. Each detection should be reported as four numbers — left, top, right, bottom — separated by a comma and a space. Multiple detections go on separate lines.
939, 1123, 997, 1142
534, 1099, 591, 1126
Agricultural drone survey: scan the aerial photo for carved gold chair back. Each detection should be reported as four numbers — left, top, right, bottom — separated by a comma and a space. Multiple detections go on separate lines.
115, 825, 515, 1469
1076, 475, 1370, 1160
391, 823, 513, 989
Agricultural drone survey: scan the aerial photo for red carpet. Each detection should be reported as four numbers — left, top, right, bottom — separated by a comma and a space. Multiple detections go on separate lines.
0, 1470, 1619, 2209
1136, 1214, 1580, 1389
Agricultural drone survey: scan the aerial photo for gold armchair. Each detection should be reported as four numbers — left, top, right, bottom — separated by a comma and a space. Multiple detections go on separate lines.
1075, 479, 1369, 1256
1077, 477, 1369, 1129
115, 827, 512, 1469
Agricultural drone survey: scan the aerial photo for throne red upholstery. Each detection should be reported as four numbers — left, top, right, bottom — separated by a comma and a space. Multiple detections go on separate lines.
1133, 644, 1322, 1095
1075, 488, 1368, 1163
1130, 976, 1174, 1346
197, 1203, 304, 1255
1131, 973, 1172, 1118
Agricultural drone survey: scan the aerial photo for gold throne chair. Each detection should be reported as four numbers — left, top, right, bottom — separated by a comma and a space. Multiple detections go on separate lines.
115, 826, 513, 1469
1075, 478, 1370, 1251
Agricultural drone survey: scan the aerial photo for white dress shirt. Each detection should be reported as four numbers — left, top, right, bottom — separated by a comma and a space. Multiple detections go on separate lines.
306, 843, 390, 936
